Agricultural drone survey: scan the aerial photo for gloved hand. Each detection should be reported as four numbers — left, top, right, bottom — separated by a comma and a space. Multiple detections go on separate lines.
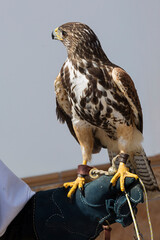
34, 175, 143, 240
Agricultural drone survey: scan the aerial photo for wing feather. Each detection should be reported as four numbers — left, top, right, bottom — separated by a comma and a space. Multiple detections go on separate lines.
55, 74, 79, 143
112, 67, 143, 133
56, 99, 79, 143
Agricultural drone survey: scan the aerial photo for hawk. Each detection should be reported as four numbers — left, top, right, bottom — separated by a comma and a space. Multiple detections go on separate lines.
52, 22, 159, 198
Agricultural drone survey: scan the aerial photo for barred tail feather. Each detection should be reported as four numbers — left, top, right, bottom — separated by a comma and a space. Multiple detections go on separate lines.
133, 149, 159, 192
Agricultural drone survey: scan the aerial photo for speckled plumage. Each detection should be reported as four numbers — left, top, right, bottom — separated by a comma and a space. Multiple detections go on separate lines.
53, 22, 159, 192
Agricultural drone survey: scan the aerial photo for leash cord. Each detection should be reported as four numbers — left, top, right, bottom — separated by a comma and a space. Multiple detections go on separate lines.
125, 178, 154, 240
125, 191, 141, 240
139, 178, 154, 240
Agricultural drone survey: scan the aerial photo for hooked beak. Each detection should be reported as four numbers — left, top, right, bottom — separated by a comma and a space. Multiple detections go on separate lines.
51, 31, 56, 39
51, 27, 62, 40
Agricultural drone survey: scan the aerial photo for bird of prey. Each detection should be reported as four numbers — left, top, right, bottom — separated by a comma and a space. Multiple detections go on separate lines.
51, 22, 159, 198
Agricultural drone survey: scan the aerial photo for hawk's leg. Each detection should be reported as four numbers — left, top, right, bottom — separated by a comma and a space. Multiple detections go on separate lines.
64, 125, 93, 198
110, 125, 139, 191
110, 153, 138, 191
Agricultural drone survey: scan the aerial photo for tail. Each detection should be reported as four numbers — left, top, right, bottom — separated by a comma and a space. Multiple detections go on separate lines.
132, 149, 159, 192
108, 149, 160, 198
131, 149, 160, 199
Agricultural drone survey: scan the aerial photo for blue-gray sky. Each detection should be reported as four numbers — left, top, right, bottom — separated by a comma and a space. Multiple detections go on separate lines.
0, 0, 160, 177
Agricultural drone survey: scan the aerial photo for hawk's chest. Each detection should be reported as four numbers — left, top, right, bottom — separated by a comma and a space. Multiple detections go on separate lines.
63, 61, 89, 105
62, 60, 131, 134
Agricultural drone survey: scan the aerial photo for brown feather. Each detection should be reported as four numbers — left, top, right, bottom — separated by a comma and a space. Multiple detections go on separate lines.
112, 67, 143, 133
56, 100, 79, 143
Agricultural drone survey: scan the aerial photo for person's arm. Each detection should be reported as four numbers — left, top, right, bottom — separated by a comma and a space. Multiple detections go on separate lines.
0, 160, 35, 237
0, 160, 143, 240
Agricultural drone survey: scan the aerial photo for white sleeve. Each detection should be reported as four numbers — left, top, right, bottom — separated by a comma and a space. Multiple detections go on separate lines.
0, 160, 35, 236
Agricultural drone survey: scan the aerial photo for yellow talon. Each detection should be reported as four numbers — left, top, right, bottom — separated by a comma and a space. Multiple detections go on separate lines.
110, 162, 138, 192
64, 176, 85, 198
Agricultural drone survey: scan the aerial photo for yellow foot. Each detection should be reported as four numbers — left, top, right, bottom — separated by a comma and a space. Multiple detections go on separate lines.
63, 176, 85, 198
110, 162, 138, 192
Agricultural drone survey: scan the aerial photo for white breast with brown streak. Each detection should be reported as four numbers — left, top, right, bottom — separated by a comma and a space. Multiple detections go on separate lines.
66, 59, 89, 105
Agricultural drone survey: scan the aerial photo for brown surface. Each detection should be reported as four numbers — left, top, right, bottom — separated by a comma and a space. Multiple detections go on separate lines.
23, 163, 109, 192
23, 154, 160, 240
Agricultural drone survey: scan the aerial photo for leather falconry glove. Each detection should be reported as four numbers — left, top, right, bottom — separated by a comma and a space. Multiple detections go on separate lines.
34, 175, 143, 240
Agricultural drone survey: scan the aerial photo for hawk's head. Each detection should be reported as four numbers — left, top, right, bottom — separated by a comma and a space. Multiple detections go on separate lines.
52, 22, 107, 61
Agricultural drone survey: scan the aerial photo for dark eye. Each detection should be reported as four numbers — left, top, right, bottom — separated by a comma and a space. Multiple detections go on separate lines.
62, 30, 67, 37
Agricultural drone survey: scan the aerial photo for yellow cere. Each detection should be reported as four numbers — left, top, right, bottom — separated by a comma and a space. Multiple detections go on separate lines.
55, 27, 58, 33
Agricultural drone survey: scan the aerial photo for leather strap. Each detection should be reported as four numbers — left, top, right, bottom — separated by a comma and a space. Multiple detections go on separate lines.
118, 153, 129, 164
77, 165, 93, 177
103, 225, 112, 240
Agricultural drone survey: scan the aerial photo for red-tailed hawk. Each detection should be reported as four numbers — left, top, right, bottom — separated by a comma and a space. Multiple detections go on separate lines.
52, 22, 159, 198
